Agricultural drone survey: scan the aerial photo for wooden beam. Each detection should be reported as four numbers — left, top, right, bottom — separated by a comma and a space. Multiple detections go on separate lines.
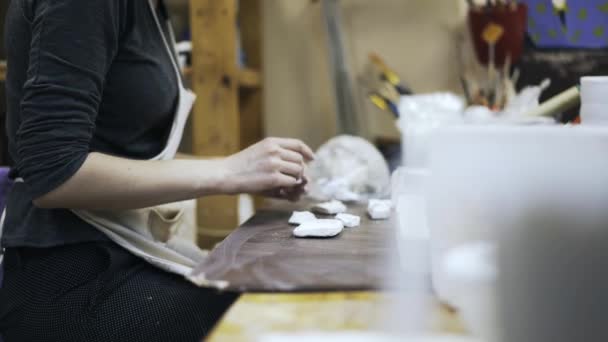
184, 67, 261, 89
190, 0, 240, 245
190, 0, 240, 156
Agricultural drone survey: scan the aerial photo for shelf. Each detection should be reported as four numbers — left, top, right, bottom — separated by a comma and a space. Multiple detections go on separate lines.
238, 68, 262, 88
182, 66, 261, 89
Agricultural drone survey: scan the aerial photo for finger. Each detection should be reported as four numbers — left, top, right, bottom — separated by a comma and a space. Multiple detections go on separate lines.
279, 148, 304, 165
271, 173, 300, 188
276, 139, 315, 161
262, 184, 306, 201
278, 160, 303, 179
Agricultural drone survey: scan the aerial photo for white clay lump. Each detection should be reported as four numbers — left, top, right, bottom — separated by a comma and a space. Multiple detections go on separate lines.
293, 219, 344, 238
312, 200, 347, 215
288, 211, 317, 225
367, 199, 392, 220
335, 213, 361, 228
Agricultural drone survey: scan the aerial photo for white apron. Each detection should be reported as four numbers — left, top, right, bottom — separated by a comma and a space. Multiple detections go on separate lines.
0, 0, 225, 288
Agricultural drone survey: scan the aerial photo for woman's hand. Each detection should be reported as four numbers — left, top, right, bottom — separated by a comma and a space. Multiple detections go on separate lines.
220, 137, 315, 197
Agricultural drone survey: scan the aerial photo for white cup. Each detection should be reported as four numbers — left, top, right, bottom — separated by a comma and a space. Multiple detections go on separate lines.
391, 167, 430, 268
581, 76, 608, 102
580, 76, 608, 125
441, 242, 498, 341
581, 103, 608, 125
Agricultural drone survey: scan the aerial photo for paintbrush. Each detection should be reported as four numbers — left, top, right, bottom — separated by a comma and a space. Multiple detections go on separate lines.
369, 53, 411, 95
461, 76, 470, 104
368, 92, 399, 117
482, 23, 504, 103
493, 54, 511, 108
525, 85, 579, 117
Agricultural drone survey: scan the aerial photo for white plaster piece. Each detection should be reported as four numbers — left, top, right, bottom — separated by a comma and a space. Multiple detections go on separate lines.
334, 188, 361, 203
293, 219, 344, 238
288, 211, 317, 225
312, 200, 347, 215
335, 213, 361, 228
367, 199, 393, 220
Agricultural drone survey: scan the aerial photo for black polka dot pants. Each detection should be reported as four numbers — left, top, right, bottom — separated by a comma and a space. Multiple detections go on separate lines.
0, 242, 238, 342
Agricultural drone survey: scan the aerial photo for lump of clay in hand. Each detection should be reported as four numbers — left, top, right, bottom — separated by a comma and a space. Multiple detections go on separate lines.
312, 200, 347, 215
367, 199, 392, 220
335, 213, 361, 228
293, 219, 344, 238
288, 211, 317, 225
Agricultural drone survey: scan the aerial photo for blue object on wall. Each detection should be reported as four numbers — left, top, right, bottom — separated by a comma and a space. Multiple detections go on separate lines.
522, 0, 608, 48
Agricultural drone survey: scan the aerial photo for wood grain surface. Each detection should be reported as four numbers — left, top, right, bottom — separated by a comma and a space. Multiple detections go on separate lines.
190, 0, 240, 244
192, 203, 399, 292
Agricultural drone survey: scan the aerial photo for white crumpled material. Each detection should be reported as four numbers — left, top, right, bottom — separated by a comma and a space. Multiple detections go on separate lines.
307, 135, 391, 202
463, 79, 555, 125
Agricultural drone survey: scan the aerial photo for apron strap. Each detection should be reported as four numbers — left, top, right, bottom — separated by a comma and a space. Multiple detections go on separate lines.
147, 0, 185, 90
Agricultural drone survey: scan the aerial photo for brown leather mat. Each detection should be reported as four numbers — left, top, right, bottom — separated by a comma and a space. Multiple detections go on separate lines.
192, 203, 399, 293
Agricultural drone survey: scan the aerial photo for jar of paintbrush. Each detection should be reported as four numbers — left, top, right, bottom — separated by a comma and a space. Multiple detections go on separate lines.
468, 0, 528, 67
464, 0, 528, 110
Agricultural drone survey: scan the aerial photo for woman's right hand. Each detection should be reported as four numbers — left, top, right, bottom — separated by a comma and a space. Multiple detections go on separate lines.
219, 137, 315, 195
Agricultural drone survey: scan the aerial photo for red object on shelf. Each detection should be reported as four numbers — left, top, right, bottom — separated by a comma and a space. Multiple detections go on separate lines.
469, 3, 528, 67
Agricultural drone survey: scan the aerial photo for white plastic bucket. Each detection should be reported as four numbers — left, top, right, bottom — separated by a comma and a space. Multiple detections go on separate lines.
427, 125, 608, 301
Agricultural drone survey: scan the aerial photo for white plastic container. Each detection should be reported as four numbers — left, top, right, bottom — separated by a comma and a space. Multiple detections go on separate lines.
390, 167, 434, 333
392, 167, 431, 268
441, 242, 498, 341
427, 125, 608, 301
397, 93, 465, 168
581, 76, 608, 125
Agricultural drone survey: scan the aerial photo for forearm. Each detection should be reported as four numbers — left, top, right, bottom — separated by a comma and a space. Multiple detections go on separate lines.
33, 152, 227, 210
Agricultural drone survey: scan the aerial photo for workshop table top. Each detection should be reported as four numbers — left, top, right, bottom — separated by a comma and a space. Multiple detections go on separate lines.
192, 202, 400, 292
199, 201, 471, 341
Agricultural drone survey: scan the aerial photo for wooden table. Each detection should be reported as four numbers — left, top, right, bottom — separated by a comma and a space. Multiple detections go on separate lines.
198, 202, 470, 341
192, 203, 397, 292
208, 292, 468, 341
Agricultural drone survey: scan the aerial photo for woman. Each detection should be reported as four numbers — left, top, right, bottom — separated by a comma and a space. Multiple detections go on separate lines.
0, 0, 314, 341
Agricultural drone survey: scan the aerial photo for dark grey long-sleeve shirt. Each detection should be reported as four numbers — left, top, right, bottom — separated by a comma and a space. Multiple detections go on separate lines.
2, 0, 179, 247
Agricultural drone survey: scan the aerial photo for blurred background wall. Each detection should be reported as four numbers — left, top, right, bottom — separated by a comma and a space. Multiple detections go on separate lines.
262, 0, 468, 149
